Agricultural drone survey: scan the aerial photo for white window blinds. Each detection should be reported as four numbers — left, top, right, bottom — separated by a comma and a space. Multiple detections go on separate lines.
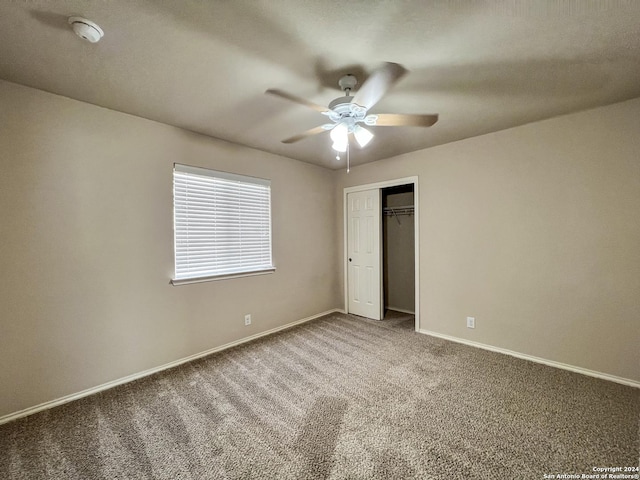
173, 164, 274, 283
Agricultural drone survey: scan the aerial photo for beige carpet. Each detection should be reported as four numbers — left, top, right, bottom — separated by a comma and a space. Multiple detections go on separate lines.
1, 312, 638, 479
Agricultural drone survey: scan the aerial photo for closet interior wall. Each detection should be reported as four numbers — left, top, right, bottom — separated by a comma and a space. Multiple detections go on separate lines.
382, 185, 415, 314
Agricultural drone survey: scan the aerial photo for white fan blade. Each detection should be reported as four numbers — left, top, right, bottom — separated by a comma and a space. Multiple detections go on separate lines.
266, 89, 328, 114
282, 126, 327, 144
352, 63, 408, 110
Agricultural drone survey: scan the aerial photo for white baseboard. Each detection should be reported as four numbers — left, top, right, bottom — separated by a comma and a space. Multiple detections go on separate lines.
0, 308, 342, 426
418, 329, 640, 389
386, 307, 415, 315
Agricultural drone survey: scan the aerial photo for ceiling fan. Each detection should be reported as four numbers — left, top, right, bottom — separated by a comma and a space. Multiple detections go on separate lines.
266, 62, 438, 158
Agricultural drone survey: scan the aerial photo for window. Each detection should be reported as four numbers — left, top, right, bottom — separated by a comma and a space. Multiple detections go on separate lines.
172, 164, 274, 284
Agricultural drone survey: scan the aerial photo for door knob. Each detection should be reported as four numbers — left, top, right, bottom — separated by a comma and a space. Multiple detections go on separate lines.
349, 258, 352, 262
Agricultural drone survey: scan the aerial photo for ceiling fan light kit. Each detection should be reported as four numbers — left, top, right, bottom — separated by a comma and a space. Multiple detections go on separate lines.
354, 124, 374, 147
330, 122, 349, 152
266, 62, 438, 171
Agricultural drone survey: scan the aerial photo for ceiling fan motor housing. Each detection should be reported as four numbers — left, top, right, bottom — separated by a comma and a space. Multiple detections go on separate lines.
328, 96, 354, 111
327, 98, 368, 126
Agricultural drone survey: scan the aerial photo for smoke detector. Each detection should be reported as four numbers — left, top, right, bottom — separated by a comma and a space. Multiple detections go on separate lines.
68, 17, 104, 43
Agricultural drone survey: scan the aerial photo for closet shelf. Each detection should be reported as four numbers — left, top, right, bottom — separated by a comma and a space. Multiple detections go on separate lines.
383, 205, 414, 216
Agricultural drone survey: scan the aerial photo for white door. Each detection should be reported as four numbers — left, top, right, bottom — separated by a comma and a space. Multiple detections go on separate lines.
347, 189, 382, 320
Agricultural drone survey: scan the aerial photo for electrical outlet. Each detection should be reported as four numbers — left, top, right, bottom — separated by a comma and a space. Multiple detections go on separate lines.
244, 314, 251, 326
466, 316, 475, 329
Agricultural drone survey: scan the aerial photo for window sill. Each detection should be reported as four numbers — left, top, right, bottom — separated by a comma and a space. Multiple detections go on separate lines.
170, 267, 276, 286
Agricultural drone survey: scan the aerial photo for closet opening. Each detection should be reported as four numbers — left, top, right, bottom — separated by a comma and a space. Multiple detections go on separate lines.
382, 184, 415, 324
344, 176, 419, 330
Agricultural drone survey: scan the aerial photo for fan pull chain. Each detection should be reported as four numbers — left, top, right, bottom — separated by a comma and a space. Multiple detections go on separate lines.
334, 139, 350, 173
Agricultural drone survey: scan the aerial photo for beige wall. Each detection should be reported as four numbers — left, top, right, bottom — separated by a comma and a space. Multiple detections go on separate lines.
1, 80, 638, 420
383, 191, 415, 312
0, 80, 340, 418
337, 97, 640, 382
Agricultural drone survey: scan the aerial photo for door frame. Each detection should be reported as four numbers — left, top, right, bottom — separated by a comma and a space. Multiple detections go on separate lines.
343, 176, 420, 331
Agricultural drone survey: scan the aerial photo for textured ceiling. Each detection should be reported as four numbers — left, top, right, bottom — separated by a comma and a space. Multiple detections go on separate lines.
1, 1, 639, 169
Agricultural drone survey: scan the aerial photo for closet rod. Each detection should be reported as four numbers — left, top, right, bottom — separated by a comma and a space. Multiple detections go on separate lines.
383, 205, 414, 216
